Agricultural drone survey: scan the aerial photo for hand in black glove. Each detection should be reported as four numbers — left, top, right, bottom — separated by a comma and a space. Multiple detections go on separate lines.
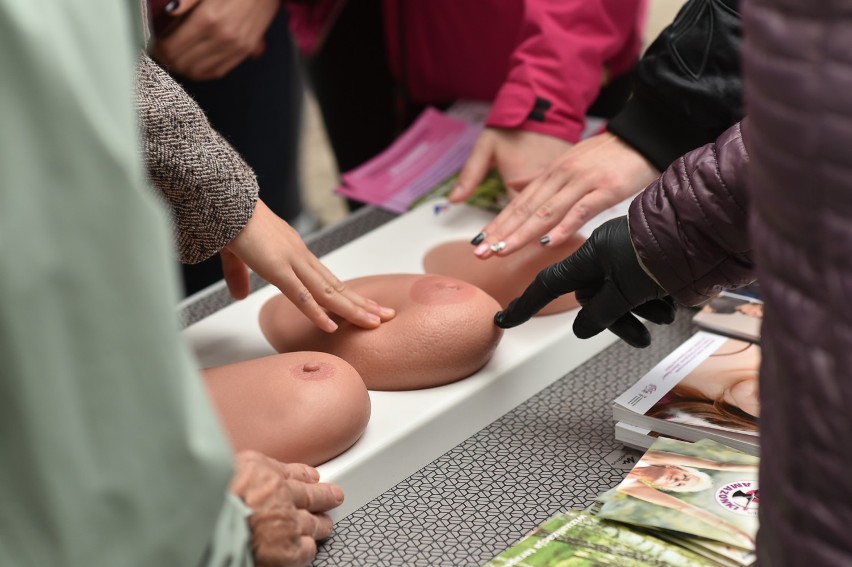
494, 216, 677, 348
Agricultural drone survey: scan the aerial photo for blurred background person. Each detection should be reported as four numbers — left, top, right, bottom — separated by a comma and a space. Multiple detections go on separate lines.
463, 0, 743, 260
288, 0, 648, 211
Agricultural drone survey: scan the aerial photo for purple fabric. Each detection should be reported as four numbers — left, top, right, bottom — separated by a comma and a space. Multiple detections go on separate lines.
628, 0, 852, 562
628, 121, 753, 306
744, 0, 852, 564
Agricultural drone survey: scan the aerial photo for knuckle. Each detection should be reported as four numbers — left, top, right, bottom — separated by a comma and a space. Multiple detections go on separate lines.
549, 224, 570, 241
321, 282, 337, 298
298, 288, 314, 305
596, 170, 620, 192
509, 201, 532, 219
195, 10, 220, 31
534, 201, 558, 222
570, 202, 593, 222
554, 157, 577, 174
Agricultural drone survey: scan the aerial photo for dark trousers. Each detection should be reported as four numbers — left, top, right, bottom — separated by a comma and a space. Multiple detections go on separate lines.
172, 11, 304, 297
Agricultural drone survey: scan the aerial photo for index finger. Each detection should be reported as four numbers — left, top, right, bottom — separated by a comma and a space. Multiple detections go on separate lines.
272, 265, 340, 333
296, 257, 395, 329
288, 481, 345, 515
494, 244, 602, 328
473, 171, 556, 257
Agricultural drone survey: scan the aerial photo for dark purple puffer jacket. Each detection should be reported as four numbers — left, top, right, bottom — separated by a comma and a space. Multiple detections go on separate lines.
628, 1, 852, 563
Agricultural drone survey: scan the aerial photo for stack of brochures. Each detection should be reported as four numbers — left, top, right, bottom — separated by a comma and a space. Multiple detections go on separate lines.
611, 331, 760, 456
484, 438, 758, 566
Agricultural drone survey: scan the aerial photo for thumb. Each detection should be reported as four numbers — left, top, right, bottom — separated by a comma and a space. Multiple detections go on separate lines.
220, 249, 251, 300
449, 136, 493, 203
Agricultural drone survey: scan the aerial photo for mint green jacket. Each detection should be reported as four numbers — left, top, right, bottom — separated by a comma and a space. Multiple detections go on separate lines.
0, 1, 251, 564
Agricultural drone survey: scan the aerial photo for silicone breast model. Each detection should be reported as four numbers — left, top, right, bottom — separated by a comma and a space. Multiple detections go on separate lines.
202, 351, 371, 466
258, 274, 504, 391
422, 236, 585, 315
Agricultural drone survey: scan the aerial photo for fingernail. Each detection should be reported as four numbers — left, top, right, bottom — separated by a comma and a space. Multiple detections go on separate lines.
165, 0, 180, 13
307, 466, 320, 481
448, 184, 464, 200
490, 241, 507, 253
470, 232, 486, 245
332, 485, 344, 503
474, 243, 490, 256
367, 313, 381, 325
380, 307, 396, 318
539, 235, 551, 246
326, 319, 339, 332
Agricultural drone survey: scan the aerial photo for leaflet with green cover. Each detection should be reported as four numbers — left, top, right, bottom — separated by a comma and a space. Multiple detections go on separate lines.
482, 510, 722, 566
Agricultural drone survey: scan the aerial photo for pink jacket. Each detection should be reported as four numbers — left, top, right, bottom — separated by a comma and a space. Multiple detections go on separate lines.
288, 0, 646, 143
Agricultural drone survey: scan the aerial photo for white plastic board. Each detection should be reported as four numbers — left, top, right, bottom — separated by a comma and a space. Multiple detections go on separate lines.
182, 202, 618, 519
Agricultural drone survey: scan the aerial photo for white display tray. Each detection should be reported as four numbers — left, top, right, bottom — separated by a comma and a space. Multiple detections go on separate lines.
182, 202, 617, 519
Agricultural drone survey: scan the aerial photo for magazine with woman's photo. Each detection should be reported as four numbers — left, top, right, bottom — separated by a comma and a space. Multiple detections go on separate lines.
597, 437, 759, 551
612, 332, 760, 456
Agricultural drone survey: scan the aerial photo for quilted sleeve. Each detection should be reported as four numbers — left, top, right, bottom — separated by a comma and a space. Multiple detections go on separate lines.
628, 120, 753, 305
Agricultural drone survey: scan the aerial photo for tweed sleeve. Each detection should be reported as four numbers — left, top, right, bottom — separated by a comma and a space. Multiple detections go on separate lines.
135, 53, 258, 264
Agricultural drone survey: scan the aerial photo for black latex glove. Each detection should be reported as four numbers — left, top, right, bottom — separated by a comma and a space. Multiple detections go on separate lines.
494, 216, 677, 348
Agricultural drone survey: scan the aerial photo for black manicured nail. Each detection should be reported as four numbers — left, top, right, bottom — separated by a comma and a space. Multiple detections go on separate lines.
470, 232, 485, 245
165, 0, 180, 13
539, 235, 551, 245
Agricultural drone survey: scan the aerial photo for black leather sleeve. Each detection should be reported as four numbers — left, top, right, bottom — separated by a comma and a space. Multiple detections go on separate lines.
606, 0, 742, 171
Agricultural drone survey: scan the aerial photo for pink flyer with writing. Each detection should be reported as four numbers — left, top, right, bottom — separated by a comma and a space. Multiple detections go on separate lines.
335, 107, 482, 213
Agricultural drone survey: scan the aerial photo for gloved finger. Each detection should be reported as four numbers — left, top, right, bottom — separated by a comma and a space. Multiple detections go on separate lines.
536, 239, 604, 295
606, 313, 653, 348
574, 307, 651, 348
631, 297, 677, 325
495, 240, 605, 328
569, 278, 634, 337
494, 278, 559, 328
